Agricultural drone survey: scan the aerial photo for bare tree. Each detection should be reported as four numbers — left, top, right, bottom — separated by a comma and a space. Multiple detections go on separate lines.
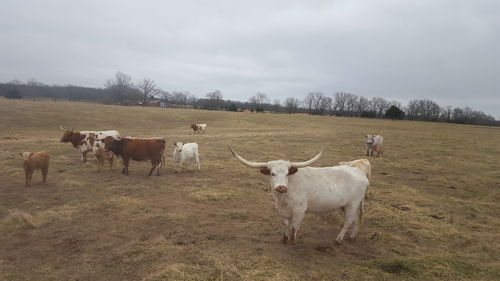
105, 72, 133, 89
158, 90, 172, 103
333, 92, 348, 114
272, 99, 282, 112
357, 96, 371, 116
406, 99, 441, 121
303, 92, 315, 114
136, 78, 160, 103
206, 90, 224, 110
345, 93, 359, 116
371, 97, 390, 117
284, 97, 299, 114
310, 92, 324, 114
249, 92, 269, 111
322, 96, 333, 115
440, 105, 453, 122
104, 72, 140, 104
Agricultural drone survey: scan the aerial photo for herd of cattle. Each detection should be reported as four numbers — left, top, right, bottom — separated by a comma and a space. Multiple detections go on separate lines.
18, 125, 384, 245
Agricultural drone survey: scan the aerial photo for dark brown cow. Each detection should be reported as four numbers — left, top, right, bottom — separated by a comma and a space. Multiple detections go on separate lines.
102, 136, 165, 176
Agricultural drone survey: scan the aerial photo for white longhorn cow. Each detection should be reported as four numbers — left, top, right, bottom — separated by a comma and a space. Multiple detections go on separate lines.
228, 146, 368, 244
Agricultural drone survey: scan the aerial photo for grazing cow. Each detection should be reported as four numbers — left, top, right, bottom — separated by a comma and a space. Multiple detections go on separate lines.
94, 147, 114, 172
59, 127, 120, 162
337, 159, 371, 198
228, 146, 368, 244
19, 152, 50, 187
173, 142, 200, 172
190, 123, 207, 134
372, 144, 384, 157
102, 136, 165, 176
365, 135, 384, 157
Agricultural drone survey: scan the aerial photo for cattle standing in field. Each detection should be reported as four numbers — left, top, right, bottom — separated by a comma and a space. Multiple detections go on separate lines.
337, 159, 371, 198
19, 152, 50, 187
228, 146, 368, 244
190, 123, 207, 134
365, 135, 383, 157
94, 147, 114, 172
372, 144, 384, 157
102, 136, 165, 176
59, 127, 120, 162
173, 142, 200, 172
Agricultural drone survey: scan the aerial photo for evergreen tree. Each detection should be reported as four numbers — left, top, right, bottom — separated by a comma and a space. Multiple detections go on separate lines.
385, 105, 405, 120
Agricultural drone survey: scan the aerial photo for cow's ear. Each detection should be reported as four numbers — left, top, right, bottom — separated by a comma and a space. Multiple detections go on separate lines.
288, 167, 298, 175
260, 167, 271, 175
173, 143, 176, 146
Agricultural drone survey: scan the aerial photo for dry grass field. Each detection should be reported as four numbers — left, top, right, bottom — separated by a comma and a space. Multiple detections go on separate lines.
1, 97, 500, 281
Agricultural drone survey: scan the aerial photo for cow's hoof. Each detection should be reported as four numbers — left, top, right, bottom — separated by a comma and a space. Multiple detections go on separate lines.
281, 236, 288, 244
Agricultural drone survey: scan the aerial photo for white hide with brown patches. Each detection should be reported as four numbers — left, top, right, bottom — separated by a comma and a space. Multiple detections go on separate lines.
228, 147, 368, 244
365, 135, 383, 157
60, 127, 120, 162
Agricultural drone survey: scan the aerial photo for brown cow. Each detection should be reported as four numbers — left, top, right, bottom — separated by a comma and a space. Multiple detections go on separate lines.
19, 152, 50, 187
190, 124, 199, 134
102, 136, 165, 176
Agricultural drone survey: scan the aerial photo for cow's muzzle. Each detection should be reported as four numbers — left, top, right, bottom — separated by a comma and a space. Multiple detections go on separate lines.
275, 185, 288, 193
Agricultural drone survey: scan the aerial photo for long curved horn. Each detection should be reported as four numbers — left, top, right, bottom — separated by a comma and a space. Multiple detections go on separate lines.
290, 146, 326, 168
227, 145, 267, 168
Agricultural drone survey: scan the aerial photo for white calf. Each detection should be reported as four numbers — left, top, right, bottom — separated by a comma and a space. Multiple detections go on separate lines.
173, 142, 200, 172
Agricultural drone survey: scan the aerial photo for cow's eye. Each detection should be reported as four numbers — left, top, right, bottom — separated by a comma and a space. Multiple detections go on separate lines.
271, 173, 276, 177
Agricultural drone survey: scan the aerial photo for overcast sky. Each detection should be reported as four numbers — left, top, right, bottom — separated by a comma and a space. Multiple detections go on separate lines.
1, 0, 499, 116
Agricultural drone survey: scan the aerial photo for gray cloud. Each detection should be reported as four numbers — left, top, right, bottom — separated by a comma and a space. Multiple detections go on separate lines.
1, 0, 499, 116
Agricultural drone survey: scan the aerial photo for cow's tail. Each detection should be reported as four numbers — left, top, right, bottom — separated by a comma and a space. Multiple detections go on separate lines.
358, 197, 364, 226
161, 146, 166, 169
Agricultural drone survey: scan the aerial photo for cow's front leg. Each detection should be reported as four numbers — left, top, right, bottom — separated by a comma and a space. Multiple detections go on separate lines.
84, 151, 90, 163
287, 211, 305, 244
122, 157, 129, 175
282, 218, 290, 243
177, 159, 183, 172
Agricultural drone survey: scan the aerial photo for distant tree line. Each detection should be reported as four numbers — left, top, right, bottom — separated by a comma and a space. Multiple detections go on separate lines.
0, 72, 497, 126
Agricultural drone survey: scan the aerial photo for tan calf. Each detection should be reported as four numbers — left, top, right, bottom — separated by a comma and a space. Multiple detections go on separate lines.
95, 147, 114, 172
19, 152, 50, 187
372, 144, 384, 157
